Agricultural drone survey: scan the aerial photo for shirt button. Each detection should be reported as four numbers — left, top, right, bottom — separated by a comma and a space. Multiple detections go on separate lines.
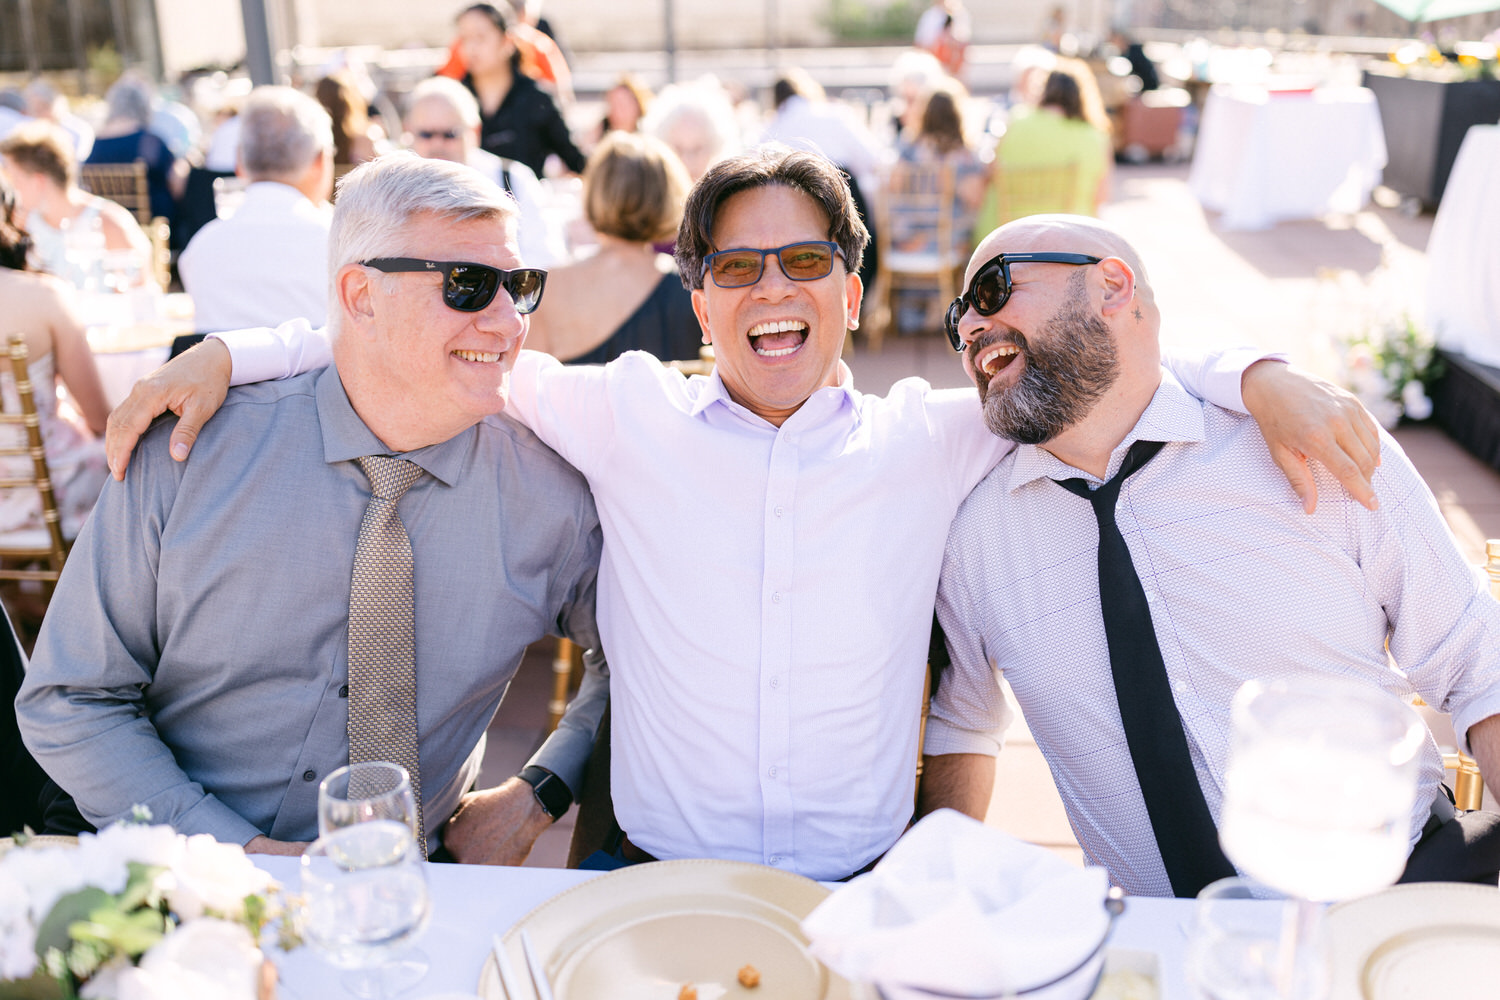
772, 592, 781, 604
1173, 680, 1188, 695
769, 855, 782, 865
768, 766, 778, 778
774, 506, 784, 517
302, 770, 317, 782
339, 684, 349, 698
769, 676, 780, 689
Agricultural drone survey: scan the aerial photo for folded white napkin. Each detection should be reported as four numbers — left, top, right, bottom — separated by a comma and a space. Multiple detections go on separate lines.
802, 810, 1112, 997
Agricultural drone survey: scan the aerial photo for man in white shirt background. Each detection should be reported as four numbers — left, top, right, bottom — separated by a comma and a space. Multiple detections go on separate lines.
934, 214, 1500, 896
404, 75, 565, 269
177, 86, 334, 332
103, 149, 1380, 879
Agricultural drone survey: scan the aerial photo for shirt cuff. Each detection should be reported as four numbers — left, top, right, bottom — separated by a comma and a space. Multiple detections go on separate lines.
209, 327, 299, 386
1207, 347, 1289, 414
922, 716, 1007, 757
171, 794, 269, 848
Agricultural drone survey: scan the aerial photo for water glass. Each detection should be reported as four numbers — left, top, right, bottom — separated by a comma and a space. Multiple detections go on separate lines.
319, 761, 419, 840
1185, 877, 1328, 1000
301, 821, 431, 999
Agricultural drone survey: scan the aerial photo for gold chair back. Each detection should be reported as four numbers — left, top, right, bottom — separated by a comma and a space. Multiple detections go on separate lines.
79, 161, 151, 226
870, 159, 965, 351
0, 334, 70, 592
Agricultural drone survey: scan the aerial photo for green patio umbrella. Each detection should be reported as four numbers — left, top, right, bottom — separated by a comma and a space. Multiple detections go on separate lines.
1372, 0, 1500, 20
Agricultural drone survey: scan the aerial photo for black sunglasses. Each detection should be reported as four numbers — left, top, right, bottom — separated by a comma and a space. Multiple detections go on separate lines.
703, 241, 844, 289
362, 258, 547, 314
943, 252, 1102, 351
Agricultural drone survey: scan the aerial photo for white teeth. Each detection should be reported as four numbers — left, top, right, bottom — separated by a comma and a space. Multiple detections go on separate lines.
757, 345, 800, 357
452, 350, 501, 363
748, 319, 808, 338
977, 343, 1019, 376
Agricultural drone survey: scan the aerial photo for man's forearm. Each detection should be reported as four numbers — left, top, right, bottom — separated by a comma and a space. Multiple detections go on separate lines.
916, 752, 996, 821
1466, 713, 1500, 803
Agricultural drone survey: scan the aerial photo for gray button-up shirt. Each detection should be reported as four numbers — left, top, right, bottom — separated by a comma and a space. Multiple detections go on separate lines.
17, 364, 605, 847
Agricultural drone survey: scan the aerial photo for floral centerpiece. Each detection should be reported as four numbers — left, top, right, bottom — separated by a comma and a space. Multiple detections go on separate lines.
0, 814, 298, 1000
1339, 313, 1443, 430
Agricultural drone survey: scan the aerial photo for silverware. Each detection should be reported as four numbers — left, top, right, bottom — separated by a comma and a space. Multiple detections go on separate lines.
491, 932, 525, 999
520, 928, 555, 1000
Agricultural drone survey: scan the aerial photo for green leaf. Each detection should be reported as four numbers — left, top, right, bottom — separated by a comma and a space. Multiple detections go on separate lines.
32, 889, 110, 960
118, 863, 167, 911
69, 907, 168, 958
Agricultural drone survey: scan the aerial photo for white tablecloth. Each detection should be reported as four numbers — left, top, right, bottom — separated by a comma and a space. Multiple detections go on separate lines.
1188, 85, 1388, 231
1425, 124, 1500, 368
252, 858, 1196, 999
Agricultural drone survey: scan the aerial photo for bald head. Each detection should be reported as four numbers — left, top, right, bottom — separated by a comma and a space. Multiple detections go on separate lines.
967, 214, 1155, 318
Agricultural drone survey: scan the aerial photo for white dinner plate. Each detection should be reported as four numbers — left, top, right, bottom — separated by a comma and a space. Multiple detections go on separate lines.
1324, 882, 1500, 999
478, 859, 875, 1000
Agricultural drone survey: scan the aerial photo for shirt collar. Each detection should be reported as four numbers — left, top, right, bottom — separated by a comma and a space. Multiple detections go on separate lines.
687, 360, 861, 427
1004, 368, 1207, 493
314, 365, 473, 487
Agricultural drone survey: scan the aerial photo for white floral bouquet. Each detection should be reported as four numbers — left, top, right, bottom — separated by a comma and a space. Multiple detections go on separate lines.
1338, 313, 1442, 430
0, 814, 298, 1000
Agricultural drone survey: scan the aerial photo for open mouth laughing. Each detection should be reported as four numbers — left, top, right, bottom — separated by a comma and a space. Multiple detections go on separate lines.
748, 319, 809, 358
972, 340, 1020, 380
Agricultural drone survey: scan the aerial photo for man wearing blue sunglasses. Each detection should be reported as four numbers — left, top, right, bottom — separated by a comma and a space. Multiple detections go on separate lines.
934, 215, 1500, 896
99, 147, 1384, 879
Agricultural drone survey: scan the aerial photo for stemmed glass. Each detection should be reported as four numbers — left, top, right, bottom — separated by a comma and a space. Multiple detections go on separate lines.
1204, 676, 1426, 998
318, 761, 419, 839
301, 821, 431, 999
315, 762, 429, 995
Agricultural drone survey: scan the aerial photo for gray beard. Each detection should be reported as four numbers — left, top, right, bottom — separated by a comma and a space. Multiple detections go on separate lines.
976, 279, 1119, 444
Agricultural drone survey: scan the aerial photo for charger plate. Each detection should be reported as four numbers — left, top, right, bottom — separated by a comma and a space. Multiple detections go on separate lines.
479, 859, 873, 1000
1325, 882, 1500, 1000
0, 834, 79, 856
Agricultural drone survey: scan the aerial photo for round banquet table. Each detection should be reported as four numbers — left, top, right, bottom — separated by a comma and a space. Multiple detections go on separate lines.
1188, 84, 1388, 231
1425, 124, 1500, 369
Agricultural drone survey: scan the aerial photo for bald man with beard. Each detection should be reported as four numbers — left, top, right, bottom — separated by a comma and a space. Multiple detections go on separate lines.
931, 214, 1500, 897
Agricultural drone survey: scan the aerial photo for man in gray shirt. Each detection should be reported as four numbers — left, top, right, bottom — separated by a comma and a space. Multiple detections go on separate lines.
16, 152, 604, 860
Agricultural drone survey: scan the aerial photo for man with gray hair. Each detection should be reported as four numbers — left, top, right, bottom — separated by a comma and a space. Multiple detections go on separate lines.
404, 75, 564, 267
178, 85, 336, 330
18, 152, 607, 863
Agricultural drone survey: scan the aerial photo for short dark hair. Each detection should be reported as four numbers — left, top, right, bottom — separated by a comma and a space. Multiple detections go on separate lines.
674, 144, 868, 291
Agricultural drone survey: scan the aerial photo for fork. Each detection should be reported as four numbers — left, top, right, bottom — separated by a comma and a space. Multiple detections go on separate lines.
520, 928, 555, 1000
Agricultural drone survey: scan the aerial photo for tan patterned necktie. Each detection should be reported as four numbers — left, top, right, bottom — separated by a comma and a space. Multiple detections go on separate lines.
347, 455, 428, 857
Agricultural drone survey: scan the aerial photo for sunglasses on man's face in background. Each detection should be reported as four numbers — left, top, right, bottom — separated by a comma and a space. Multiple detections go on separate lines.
361, 258, 548, 314
943, 252, 1103, 352
702, 241, 844, 289
414, 130, 462, 142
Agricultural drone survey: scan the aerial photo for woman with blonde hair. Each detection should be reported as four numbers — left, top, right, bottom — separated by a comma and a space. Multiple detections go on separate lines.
1, 121, 151, 287
0, 174, 109, 539
523, 132, 699, 364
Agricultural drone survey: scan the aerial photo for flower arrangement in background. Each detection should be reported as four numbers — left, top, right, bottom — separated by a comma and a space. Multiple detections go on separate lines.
1339, 313, 1443, 430
0, 813, 298, 1000
1385, 33, 1499, 82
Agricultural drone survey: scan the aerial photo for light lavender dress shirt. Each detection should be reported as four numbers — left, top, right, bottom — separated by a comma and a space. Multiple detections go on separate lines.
17, 364, 606, 848
933, 371, 1500, 896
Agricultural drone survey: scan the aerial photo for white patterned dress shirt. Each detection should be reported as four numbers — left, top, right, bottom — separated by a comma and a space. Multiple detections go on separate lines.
932, 371, 1500, 896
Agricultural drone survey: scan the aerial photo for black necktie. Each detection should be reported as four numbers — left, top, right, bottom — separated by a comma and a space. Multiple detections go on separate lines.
1057, 439, 1235, 897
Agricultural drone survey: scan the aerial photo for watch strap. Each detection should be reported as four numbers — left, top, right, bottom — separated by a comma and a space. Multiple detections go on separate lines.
518, 765, 572, 820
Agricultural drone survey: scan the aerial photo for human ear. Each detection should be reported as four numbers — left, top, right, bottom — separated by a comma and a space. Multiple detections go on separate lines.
336, 265, 376, 330
690, 287, 713, 344
1095, 257, 1136, 318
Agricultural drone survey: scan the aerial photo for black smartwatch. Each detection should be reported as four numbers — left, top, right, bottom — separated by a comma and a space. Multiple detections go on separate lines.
518, 765, 573, 821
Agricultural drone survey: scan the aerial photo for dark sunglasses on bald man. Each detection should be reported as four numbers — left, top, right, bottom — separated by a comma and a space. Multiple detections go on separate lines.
414, 129, 462, 142
943, 252, 1102, 352
362, 258, 547, 314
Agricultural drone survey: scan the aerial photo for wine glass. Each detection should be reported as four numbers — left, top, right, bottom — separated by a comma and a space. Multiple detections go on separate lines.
317, 762, 429, 989
318, 762, 419, 840
301, 821, 431, 999
1212, 676, 1425, 997
1186, 876, 1328, 1000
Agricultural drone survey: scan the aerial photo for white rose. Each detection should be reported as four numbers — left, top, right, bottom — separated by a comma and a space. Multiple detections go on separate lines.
115, 918, 263, 1000
163, 836, 272, 922
1401, 380, 1433, 421
2, 843, 99, 924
